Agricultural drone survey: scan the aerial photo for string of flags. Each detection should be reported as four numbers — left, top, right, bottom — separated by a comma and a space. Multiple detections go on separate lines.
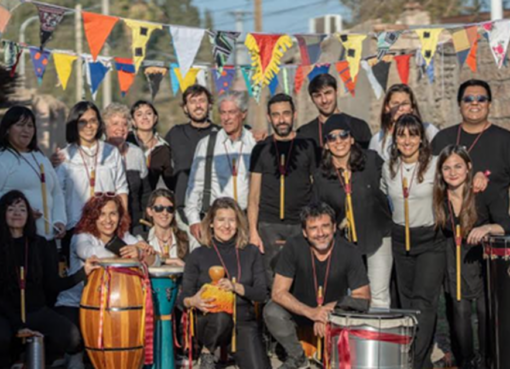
1, 0, 509, 102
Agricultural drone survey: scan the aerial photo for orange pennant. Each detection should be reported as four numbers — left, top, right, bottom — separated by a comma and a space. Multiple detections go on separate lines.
466, 36, 479, 73
114, 57, 136, 96
83, 11, 119, 61
294, 65, 312, 94
335, 61, 357, 96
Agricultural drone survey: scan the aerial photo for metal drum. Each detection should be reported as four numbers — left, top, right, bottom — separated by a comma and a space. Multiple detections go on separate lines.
147, 266, 184, 369
484, 236, 510, 369
328, 312, 417, 369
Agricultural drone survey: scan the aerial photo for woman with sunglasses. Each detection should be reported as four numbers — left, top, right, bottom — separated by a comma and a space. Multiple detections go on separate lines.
381, 114, 446, 369
433, 145, 510, 369
370, 84, 438, 162
55, 101, 129, 263
312, 114, 393, 308
127, 100, 173, 191
178, 197, 270, 369
144, 188, 189, 266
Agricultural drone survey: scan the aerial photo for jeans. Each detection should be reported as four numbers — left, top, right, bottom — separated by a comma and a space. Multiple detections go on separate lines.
366, 236, 393, 308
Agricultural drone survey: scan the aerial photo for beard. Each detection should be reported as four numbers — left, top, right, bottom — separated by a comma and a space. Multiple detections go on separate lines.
274, 123, 293, 137
187, 108, 209, 123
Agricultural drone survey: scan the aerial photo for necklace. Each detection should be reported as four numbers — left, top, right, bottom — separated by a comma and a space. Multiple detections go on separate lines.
155, 231, 173, 256
310, 241, 335, 306
211, 240, 242, 281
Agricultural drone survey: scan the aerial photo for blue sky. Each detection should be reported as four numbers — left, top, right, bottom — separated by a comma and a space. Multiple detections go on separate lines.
192, 0, 350, 34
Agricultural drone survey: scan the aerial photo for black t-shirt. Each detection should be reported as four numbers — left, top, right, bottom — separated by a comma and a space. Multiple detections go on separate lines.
250, 136, 317, 224
275, 233, 368, 325
432, 124, 510, 202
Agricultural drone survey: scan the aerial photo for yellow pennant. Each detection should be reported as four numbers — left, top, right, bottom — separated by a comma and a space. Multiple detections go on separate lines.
415, 28, 444, 66
124, 19, 162, 72
174, 67, 200, 92
53, 53, 77, 90
337, 34, 367, 81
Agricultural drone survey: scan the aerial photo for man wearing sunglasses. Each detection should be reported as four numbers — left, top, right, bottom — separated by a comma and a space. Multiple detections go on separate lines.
432, 79, 510, 204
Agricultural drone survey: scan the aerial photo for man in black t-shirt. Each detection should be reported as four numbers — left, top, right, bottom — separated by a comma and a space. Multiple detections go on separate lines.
297, 73, 372, 151
248, 93, 318, 286
263, 202, 369, 369
432, 79, 510, 204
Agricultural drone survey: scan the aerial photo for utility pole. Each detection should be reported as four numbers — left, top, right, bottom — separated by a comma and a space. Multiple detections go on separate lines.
491, 0, 503, 20
102, 0, 112, 108
228, 10, 250, 66
253, 0, 267, 133
75, 4, 84, 103
254, 0, 262, 32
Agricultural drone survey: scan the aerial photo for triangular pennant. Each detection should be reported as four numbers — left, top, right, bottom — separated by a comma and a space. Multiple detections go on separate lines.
35, 3, 66, 50
196, 68, 208, 87
394, 54, 412, 85
278, 66, 296, 95
3, 40, 20, 67
0, 5, 12, 36
114, 57, 136, 97
487, 20, 510, 69
335, 60, 357, 96
29, 47, 51, 84
170, 26, 205, 79
241, 65, 255, 97
213, 67, 236, 95
466, 36, 480, 73
295, 34, 326, 65
268, 75, 279, 96
415, 28, 443, 66
361, 60, 383, 99
245, 33, 293, 87
465, 26, 479, 46
53, 53, 77, 90
174, 66, 200, 92
208, 30, 240, 70
144, 65, 167, 101
452, 28, 471, 67
372, 60, 391, 93
124, 19, 162, 73
376, 31, 401, 60
426, 58, 435, 84
82, 12, 119, 61
85, 58, 111, 100
338, 34, 367, 81
169, 62, 180, 95
294, 65, 312, 94
307, 64, 330, 82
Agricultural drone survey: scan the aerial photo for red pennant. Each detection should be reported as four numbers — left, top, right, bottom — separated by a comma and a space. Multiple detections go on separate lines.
83, 11, 119, 61
394, 54, 412, 85
335, 61, 357, 96
294, 65, 312, 94
466, 37, 479, 73
252, 34, 283, 73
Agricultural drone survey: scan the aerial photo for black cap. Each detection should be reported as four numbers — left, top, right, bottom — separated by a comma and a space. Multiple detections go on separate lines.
323, 114, 352, 138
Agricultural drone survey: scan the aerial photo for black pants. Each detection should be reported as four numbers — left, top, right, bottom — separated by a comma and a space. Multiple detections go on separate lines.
196, 312, 271, 369
0, 307, 82, 368
392, 224, 446, 369
60, 227, 75, 267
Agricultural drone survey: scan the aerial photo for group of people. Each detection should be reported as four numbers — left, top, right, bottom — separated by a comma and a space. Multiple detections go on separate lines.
0, 74, 508, 369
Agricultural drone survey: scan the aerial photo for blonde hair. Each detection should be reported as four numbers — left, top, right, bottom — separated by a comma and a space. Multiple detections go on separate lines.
102, 103, 132, 128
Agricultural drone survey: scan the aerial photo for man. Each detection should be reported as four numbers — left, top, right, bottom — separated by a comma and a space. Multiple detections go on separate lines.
298, 73, 372, 150
264, 202, 370, 369
248, 93, 317, 285
432, 79, 510, 201
185, 91, 256, 242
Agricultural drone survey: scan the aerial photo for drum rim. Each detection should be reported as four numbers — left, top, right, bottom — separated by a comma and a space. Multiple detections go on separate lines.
332, 311, 408, 320
97, 257, 141, 267
148, 266, 184, 276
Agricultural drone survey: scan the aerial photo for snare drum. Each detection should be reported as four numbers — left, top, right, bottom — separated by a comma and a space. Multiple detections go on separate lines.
148, 266, 183, 369
328, 312, 417, 369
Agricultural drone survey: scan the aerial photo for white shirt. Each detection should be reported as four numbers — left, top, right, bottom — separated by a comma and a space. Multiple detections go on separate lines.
185, 128, 256, 225
143, 227, 179, 257
124, 142, 148, 176
369, 122, 439, 162
56, 141, 129, 229
0, 149, 66, 239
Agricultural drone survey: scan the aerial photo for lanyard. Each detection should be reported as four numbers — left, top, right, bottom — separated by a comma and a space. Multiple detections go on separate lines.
78, 145, 99, 196
273, 137, 295, 176
211, 240, 242, 281
447, 198, 463, 246
400, 161, 418, 199
224, 141, 244, 177
15, 238, 29, 290
456, 122, 489, 153
310, 241, 334, 306
16, 151, 42, 182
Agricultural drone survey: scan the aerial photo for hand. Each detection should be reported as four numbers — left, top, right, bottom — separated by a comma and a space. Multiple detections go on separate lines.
188, 286, 216, 313
308, 305, 334, 323
165, 258, 185, 267
473, 171, 489, 193
250, 231, 265, 254
251, 129, 268, 142
53, 222, 66, 239
135, 241, 156, 255
190, 223, 202, 242
217, 278, 235, 292
83, 255, 100, 276
51, 148, 65, 168
33, 209, 43, 220
467, 225, 491, 245
17, 328, 43, 338
314, 322, 327, 338
120, 245, 140, 259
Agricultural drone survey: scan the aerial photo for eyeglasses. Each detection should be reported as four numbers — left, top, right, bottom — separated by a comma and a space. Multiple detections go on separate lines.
461, 95, 489, 104
326, 131, 351, 143
94, 192, 116, 198
152, 205, 175, 214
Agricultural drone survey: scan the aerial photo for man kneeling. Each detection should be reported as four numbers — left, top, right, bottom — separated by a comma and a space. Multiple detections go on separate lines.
264, 202, 370, 369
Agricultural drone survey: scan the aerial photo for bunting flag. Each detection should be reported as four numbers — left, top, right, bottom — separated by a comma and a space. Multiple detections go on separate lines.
173, 65, 200, 92
245, 33, 293, 87
308, 64, 330, 81
0, 5, 11, 36
169, 62, 180, 95
114, 57, 136, 96
486, 20, 510, 69
29, 47, 51, 84
170, 26, 205, 79
335, 60, 356, 96
268, 75, 279, 96
208, 30, 240, 70
394, 54, 412, 85
85, 58, 111, 100
213, 66, 235, 95
361, 60, 383, 99
278, 66, 296, 95
294, 64, 312, 94
35, 3, 66, 50
53, 53, 77, 90
372, 60, 391, 93
241, 66, 254, 97
124, 19, 162, 73
466, 35, 480, 73
144, 64, 167, 101
295, 34, 326, 65
426, 58, 435, 83
452, 28, 471, 67
338, 34, 367, 81
4, 40, 22, 77
376, 31, 401, 60
196, 67, 208, 88
415, 28, 443, 66
82, 12, 119, 61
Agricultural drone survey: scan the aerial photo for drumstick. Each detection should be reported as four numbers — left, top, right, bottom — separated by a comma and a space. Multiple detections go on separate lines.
343, 171, 357, 243
139, 219, 153, 228
456, 225, 462, 301
20, 266, 26, 323
39, 164, 50, 235
90, 169, 96, 197
231, 277, 237, 352
280, 154, 285, 220
317, 286, 323, 361
232, 158, 238, 202
403, 177, 410, 252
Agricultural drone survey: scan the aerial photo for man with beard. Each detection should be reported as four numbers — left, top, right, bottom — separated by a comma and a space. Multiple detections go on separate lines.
248, 93, 318, 286
298, 73, 372, 151
263, 202, 370, 369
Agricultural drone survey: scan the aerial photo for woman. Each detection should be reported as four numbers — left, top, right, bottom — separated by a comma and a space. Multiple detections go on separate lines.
144, 188, 189, 266
127, 100, 173, 190
433, 145, 509, 369
370, 84, 438, 161
0, 190, 97, 369
56, 101, 129, 262
103, 103, 151, 235
0, 106, 66, 242
381, 114, 445, 369
312, 114, 393, 308
178, 198, 270, 369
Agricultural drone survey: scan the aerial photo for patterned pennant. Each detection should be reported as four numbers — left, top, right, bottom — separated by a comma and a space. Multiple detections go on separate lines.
170, 26, 205, 79
415, 28, 443, 66
335, 60, 356, 96
278, 66, 296, 95
294, 65, 312, 94
307, 64, 330, 82
241, 65, 255, 97
144, 64, 168, 101
173, 65, 200, 92
376, 31, 401, 60
0, 5, 12, 36
295, 34, 326, 65
169, 62, 180, 95
29, 47, 51, 84
394, 54, 412, 85
361, 60, 383, 99
338, 34, 367, 81
85, 58, 111, 100
485, 20, 510, 69
35, 3, 66, 50
124, 19, 162, 72
114, 57, 136, 97
83, 12, 119, 61
4, 41, 22, 78
53, 53, 77, 90
245, 33, 293, 87
208, 30, 240, 70
268, 75, 279, 96
213, 66, 235, 95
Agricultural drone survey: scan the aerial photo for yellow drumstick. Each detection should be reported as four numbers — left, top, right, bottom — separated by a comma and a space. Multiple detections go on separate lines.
40, 164, 50, 235
20, 266, 26, 323
90, 169, 96, 198
456, 225, 462, 301
403, 177, 410, 252
317, 286, 323, 361
232, 158, 238, 202
232, 277, 237, 352
343, 171, 357, 243
280, 154, 285, 220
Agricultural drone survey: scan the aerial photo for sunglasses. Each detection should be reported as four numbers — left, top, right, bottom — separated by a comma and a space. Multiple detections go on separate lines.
326, 131, 351, 143
94, 192, 116, 198
152, 205, 175, 214
461, 95, 489, 104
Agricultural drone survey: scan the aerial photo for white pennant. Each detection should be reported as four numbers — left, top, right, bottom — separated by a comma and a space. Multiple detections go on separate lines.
84, 56, 111, 101
170, 26, 205, 79
488, 20, 510, 69
361, 60, 383, 99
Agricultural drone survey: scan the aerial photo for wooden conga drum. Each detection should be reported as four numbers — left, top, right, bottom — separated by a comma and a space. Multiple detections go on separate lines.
80, 258, 146, 369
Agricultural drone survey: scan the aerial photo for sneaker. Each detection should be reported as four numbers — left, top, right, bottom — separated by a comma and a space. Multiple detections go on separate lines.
65, 352, 85, 369
278, 354, 310, 369
199, 352, 216, 369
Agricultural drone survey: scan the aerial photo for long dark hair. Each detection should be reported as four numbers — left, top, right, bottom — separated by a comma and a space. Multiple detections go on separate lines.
130, 100, 159, 131
320, 142, 366, 179
66, 101, 104, 144
389, 114, 432, 183
0, 106, 39, 152
433, 145, 477, 234
0, 190, 40, 294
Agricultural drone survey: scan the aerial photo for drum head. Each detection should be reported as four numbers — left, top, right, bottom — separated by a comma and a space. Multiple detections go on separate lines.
486, 235, 510, 246
98, 258, 141, 268
148, 266, 184, 277
330, 311, 417, 329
